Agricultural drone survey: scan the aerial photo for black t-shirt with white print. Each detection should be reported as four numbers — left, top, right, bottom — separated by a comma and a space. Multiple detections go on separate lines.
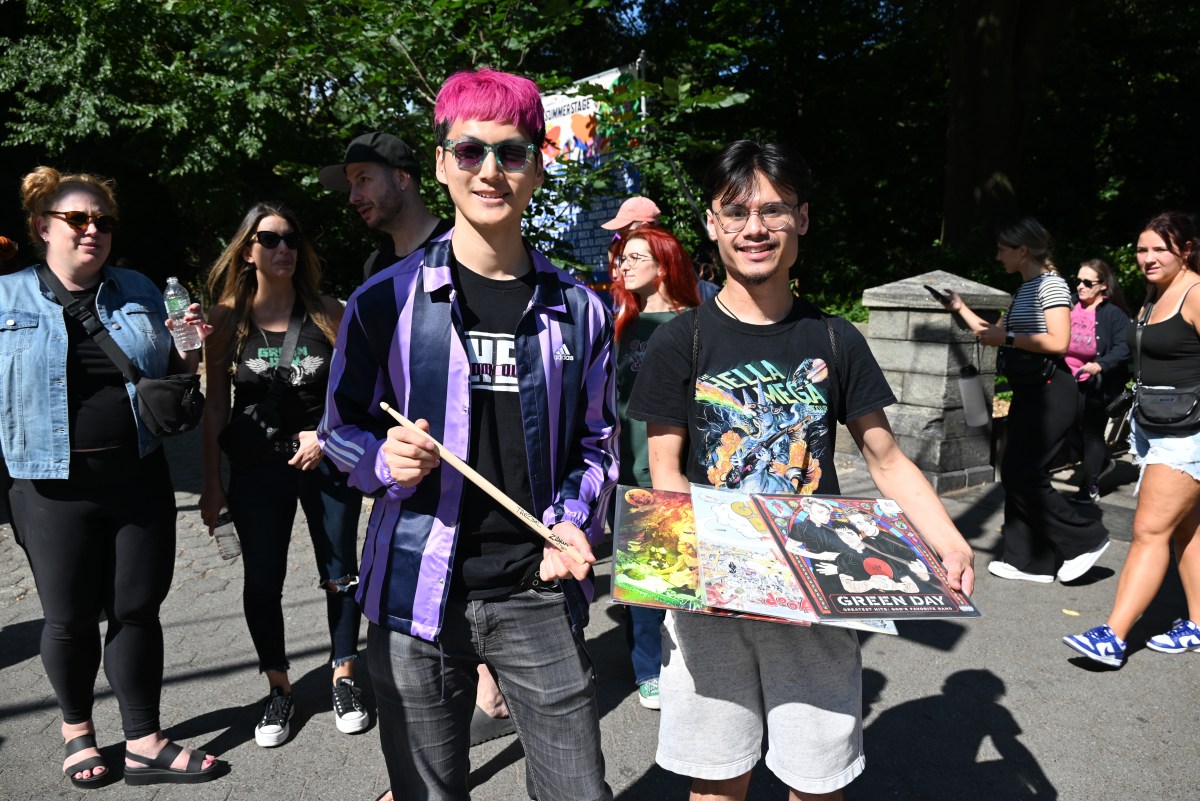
626, 297, 896, 495
449, 259, 541, 600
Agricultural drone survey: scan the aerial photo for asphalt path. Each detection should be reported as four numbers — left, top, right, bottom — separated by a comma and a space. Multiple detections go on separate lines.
0, 428, 1195, 800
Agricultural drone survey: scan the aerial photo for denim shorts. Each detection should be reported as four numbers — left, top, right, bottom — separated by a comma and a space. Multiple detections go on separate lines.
1128, 416, 1200, 492
656, 611, 864, 794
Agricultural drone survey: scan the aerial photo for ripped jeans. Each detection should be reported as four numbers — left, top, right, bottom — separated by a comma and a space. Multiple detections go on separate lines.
228, 453, 364, 672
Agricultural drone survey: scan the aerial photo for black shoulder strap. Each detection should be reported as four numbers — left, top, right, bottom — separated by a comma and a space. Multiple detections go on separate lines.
821, 311, 841, 418
1133, 300, 1155, 386
689, 306, 701, 383
37, 264, 139, 383
275, 299, 305, 381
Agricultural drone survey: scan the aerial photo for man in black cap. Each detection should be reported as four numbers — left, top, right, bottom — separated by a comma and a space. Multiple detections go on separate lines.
319, 132, 452, 282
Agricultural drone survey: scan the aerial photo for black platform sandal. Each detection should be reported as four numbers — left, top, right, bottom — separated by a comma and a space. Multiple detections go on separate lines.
124, 742, 221, 785
63, 733, 111, 788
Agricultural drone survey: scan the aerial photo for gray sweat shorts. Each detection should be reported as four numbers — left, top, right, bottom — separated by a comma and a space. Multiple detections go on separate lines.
655, 611, 865, 794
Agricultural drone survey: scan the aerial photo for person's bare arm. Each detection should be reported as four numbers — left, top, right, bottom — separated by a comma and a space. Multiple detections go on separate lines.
647, 423, 692, 493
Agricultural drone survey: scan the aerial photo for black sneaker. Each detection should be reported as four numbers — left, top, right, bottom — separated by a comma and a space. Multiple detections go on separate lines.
255, 687, 294, 747
332, 677, 369, 734
1069, 484, 1099, 505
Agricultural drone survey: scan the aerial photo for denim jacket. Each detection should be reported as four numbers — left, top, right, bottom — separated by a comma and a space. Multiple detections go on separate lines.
0, 264, 173, 478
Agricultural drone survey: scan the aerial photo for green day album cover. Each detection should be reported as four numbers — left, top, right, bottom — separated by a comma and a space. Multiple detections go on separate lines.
751, 494, 982, 620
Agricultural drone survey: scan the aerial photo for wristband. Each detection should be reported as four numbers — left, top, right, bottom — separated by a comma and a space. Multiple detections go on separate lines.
1004, 331, 1016, 347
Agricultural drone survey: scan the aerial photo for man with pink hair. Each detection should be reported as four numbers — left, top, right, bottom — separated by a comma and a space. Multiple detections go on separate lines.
320, 68, 617, 801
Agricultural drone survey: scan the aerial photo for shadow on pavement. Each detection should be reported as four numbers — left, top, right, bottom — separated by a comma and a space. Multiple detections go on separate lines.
854, 668, 1057, 800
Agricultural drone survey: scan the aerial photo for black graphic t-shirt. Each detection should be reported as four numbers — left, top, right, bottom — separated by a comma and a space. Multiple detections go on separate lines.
627, 297, 895, 495
449, 259, 540, 600
232, 312, 333, 433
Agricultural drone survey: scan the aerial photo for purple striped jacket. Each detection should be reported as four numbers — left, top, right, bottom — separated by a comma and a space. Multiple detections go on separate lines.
318, 238, 619, 641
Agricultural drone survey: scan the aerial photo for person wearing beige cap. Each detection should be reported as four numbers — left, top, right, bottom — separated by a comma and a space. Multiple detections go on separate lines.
318, 132, 451, 283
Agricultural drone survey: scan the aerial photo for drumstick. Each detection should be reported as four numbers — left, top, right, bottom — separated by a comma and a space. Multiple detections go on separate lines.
379, 402, 587, 565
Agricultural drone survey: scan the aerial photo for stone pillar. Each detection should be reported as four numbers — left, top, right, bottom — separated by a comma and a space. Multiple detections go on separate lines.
844, 269, 1011, 492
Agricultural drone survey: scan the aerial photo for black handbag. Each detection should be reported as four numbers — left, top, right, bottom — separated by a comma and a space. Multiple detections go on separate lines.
217, 301, 304, 463
997, 346, 1057, 386
39, 265, 204, 437
1131, 298, 1200, 435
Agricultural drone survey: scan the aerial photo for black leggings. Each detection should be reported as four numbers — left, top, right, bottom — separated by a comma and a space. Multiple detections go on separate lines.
9, 446, 177, 740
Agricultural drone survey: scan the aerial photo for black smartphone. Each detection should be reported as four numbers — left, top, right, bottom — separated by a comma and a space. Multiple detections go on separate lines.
924, 284, 950, 303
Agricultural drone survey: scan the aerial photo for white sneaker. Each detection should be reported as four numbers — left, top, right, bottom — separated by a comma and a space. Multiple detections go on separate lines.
255, 687, 294, 747
988, 560, 1054, 583
1057, 538, 1110, 582
332, 677, 369, 734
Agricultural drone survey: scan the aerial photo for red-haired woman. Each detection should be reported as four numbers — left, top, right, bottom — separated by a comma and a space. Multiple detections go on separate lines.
612, 225, 700, 709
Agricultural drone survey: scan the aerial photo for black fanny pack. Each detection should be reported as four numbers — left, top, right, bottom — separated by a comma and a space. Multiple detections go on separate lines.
1130, 297, 1200, 435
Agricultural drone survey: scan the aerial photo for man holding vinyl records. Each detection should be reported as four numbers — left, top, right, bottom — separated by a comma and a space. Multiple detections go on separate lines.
627, 139, 975, 801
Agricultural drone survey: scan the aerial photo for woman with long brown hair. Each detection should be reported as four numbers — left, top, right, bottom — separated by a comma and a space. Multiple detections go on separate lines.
611, 225, 700, 709
200, 203, 366, 746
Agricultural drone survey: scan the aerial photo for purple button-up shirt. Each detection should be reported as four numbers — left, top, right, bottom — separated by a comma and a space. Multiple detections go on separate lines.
318, 238, 618, 641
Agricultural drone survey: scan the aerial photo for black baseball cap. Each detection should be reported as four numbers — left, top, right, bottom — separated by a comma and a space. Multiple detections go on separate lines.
318, 132, 420, 191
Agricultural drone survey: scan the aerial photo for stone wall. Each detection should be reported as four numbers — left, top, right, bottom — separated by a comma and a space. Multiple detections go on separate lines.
835, 269, 1010, 492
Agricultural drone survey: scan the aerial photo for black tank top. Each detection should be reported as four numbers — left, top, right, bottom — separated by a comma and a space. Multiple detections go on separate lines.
1132, 285, 1200, 387
232, 312, 333, 433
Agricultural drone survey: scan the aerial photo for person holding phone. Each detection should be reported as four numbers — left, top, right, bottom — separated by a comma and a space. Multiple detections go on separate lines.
200, 203, 366, 748
934, 218, 1110, 584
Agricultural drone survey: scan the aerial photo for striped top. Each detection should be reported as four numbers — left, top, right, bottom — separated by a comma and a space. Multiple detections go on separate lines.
318, 237, 619, 641
1005, 272, 1072, 334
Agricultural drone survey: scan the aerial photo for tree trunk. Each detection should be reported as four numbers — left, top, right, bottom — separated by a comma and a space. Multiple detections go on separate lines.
941, 0, 1073, 247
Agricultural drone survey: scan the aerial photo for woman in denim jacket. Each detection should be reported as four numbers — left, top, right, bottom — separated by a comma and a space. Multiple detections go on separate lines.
0, 167, 221, 787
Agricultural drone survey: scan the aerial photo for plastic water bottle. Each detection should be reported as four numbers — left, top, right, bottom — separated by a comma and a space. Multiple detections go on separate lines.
212, 510, 241, 560
163, 277, 201, 352
959, 364, 991, 428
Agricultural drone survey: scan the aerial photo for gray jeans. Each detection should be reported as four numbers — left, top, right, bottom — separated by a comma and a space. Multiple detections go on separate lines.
368, 587, 612, 801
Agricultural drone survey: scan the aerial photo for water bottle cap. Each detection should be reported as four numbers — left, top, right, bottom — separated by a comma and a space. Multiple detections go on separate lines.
960, 364, 980, 378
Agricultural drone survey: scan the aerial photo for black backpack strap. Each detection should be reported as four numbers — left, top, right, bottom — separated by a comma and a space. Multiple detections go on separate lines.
821, 311, 842, 420
37, 264, 139, 383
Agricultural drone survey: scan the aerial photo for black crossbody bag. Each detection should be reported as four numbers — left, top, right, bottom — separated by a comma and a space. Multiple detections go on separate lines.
38, 265, 204, 437
217, 301, 304, 463
1131, 297, 1200, 435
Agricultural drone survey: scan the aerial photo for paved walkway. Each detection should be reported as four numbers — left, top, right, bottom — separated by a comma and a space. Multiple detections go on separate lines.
0, 429, 1196, 800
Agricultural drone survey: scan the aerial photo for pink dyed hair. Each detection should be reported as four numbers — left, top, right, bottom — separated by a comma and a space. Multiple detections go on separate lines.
434, 68, 546, 146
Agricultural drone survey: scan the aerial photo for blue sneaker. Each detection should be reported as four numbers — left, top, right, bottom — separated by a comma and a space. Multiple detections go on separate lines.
1146, 618, 1200, 654
1063, 625, 1126, 667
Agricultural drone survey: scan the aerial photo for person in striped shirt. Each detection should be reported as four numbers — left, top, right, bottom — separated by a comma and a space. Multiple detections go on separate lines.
318, 68, 617, 801
939, 217, 1110, 584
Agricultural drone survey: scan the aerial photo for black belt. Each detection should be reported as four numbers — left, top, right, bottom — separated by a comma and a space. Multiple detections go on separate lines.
270, 439, 300, 455
515, 574, 561, 594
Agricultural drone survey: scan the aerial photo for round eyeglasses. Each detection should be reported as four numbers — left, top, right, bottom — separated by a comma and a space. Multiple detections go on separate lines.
712, 202, 799, 234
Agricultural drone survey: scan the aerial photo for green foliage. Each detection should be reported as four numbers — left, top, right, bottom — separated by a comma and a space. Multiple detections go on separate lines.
1, 0, 1196, 311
